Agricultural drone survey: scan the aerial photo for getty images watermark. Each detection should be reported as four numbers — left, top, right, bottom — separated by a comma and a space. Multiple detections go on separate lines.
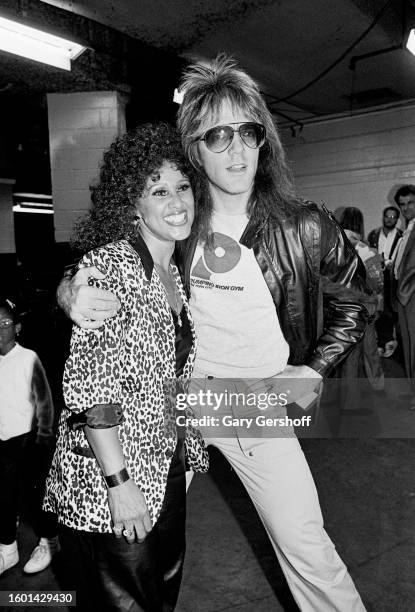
174, 388, 313, 433
176, 412, 313, 430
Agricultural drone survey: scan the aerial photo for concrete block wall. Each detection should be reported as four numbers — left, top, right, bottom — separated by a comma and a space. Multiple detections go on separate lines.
0, 180, 16, 253
47, 92, 126, 243
282, 104, 415, 235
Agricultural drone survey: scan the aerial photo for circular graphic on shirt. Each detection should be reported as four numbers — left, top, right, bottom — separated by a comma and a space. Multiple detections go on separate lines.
205, 233, 241, 273
192, 232, 241, 279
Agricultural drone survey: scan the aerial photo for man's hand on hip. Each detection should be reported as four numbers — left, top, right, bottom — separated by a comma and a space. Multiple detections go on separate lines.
56, 266, 120, 329
272, 364, 323, 407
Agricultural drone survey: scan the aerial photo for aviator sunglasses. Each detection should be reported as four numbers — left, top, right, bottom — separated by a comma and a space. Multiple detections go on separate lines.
197, 122, 266, 153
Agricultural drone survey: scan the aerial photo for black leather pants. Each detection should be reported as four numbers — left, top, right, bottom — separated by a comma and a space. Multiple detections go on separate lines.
59, 442, 186, 612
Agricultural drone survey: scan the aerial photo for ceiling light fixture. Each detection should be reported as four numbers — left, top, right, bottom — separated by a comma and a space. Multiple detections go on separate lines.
13, 204, 54, 214
0, 16, 86, 70
406, 28, 415, 56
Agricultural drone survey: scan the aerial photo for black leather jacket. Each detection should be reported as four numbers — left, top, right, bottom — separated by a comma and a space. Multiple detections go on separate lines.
180, 201, 372, 377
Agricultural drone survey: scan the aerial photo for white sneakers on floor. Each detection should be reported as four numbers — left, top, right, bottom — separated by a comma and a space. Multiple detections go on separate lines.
0, 536, 60, 576
23, 536, 60, 574
0, 541, 19, 576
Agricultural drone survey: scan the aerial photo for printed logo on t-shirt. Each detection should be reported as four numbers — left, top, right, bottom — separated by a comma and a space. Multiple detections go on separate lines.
191, 232, 244, 292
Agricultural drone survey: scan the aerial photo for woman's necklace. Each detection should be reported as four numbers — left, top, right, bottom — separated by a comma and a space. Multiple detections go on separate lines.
154, 263, 183, 327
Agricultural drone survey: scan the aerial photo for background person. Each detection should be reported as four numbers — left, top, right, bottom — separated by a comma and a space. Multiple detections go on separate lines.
44, 123, 208, 611
0, 298, 58, 577
368, 206, 402, 356
339, 207, 384, 394
367, 205, 402, 261
58, 56, 371, 611
393, 185, 415, 409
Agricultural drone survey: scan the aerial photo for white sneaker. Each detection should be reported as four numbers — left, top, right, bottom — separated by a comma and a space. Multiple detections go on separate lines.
23, 537, 60, 574
0, 542, 19, 575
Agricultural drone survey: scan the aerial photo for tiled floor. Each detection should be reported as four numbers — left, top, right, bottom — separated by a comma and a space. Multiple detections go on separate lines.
1, 358, 414, 611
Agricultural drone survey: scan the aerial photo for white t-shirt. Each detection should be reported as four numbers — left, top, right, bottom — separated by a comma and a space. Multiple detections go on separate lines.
190, 211, 289, 378
378, 227, 399, 260
0, 343, 53, 441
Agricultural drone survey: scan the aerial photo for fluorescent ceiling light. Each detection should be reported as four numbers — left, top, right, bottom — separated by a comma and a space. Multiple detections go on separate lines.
406, 28, 415, 56
0, 16, 85, 70
14, 192, 53, 200
13, 204, 54, 214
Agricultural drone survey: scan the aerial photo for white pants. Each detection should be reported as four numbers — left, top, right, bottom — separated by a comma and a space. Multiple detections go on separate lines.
188, 372, 366, 612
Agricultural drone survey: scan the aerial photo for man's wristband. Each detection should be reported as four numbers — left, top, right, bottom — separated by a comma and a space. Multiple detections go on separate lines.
104, 468, 130, 488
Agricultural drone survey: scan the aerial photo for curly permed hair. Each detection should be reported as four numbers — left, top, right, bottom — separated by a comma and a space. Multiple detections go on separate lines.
71, 122, 193, 253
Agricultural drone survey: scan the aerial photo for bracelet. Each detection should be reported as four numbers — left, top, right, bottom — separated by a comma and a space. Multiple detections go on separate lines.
104, 468, 130, 488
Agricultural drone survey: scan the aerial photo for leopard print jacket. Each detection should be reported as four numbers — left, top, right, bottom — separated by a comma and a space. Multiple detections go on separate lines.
44, 238, 209, 533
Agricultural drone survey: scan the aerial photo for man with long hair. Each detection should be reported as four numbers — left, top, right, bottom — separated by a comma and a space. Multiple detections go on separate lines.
59, 56, 370, 610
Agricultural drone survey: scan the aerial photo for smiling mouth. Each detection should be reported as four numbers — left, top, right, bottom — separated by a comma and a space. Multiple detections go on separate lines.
227, 164, 247, 172
164, 211, 188, 225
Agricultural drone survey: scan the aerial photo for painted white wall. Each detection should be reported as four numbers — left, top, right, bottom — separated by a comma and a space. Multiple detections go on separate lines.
48, 92, 126, 243
281, 104, 415, 236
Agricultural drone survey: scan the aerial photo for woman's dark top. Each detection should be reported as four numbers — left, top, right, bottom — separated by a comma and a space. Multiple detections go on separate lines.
172, 305, 192, 378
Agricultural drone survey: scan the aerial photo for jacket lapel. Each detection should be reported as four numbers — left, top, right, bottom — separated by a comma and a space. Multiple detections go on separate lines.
401, 224, 415, 269
390, 229, 402, 258
129, 232, 154, 281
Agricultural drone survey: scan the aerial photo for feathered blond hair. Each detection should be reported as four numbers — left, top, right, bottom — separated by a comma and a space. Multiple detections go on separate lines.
176, 54, 297, 242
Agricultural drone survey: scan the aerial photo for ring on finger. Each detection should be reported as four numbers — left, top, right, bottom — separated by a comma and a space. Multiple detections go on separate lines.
123, 528, 134, 538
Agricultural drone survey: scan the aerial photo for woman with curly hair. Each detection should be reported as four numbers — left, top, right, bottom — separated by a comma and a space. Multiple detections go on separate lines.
44, 122, 208, 611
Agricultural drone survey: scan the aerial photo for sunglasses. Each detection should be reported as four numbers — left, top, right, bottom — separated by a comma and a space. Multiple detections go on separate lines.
197, 122, 266, 153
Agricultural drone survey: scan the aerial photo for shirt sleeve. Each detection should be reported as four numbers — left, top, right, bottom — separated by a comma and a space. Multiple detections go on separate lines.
32, 355, 54, 438
63, 246, 131, 430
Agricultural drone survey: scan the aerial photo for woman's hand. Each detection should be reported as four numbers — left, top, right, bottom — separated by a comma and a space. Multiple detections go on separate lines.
108, 479, 152, 543
82, 427, 149, 543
